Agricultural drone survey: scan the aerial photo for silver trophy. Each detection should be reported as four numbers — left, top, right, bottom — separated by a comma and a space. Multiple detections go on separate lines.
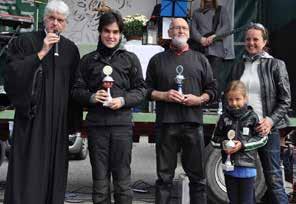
175, 65, 185, 95
222, 130, 236, 171
102, 65, 114, 107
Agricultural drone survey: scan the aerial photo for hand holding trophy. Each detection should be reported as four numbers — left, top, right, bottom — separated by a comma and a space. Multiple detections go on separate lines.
175, 65, 185, 95
102, 65, 114, 107
222, 130, 236, 171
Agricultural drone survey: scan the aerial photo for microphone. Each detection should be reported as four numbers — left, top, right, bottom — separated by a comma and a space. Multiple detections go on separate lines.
54, 30, 60, 56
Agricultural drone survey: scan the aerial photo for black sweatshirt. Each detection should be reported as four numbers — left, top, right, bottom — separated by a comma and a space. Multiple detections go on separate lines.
146, 49, 217, 124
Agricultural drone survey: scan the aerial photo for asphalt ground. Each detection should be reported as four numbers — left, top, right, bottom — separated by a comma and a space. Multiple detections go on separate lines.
0, 137, 185, 204
1, 138, 293, 204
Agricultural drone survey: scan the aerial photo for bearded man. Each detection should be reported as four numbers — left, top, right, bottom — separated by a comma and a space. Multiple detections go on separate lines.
145, 18, 217, 204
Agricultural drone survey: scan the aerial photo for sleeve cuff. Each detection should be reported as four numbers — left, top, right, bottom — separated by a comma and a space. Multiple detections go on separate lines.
89, 93, 96, 104
266, 117, 274, 127
119, 97, 125, 107
147, 88, 154, 101
237, 137, 245, 151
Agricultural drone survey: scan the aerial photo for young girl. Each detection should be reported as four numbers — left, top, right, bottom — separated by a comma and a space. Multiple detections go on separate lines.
211, 80, 268, 204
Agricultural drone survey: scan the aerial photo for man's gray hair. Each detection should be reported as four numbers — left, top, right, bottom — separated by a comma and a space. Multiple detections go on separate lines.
44, 0, 70, 20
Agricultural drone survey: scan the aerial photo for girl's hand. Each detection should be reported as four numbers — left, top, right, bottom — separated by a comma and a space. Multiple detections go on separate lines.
224, 140, 242, 155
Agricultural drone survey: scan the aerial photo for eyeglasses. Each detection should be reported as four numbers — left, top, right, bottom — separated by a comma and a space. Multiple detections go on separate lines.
170, 26, 189, 31
47, 15, 66, 24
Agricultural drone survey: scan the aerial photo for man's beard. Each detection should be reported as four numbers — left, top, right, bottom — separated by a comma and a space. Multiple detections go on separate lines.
171, 36, 188, 48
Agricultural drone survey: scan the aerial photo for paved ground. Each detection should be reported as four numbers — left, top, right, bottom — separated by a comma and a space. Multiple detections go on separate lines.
0, 137, 185, 204
1, 138, 293, 204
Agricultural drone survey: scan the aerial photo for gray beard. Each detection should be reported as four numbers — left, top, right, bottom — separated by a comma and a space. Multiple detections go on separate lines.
171, 37, 187, 48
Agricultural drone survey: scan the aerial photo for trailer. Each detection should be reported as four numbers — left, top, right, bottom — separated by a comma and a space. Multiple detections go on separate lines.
0, 110, 295, 203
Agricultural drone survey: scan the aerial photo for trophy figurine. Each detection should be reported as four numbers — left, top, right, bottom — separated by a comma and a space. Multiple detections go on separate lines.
102, 65, 114, 107
222, 130, 236, 171
175, 65, 185, 95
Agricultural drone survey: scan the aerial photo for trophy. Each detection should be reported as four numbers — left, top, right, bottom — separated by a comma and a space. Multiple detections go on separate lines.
102, 65, 114, 107
222, 130, 236, 171
175, 65, 185, 95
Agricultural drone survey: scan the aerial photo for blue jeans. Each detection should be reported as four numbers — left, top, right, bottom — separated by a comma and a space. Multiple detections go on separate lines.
258, 129, 288, 204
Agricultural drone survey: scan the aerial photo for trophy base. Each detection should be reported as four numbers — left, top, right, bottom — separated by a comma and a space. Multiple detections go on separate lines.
222, 164, 234, 171
103, 102, 110, 107
103, 100, 112, 107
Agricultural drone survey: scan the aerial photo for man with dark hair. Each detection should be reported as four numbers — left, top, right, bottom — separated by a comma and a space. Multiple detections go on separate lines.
72, 11, 146, 204
3, 0, 81, 204
146, 18, 217, 204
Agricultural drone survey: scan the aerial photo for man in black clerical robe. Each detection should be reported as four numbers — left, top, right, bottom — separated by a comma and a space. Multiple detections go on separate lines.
3, 1, 81, 204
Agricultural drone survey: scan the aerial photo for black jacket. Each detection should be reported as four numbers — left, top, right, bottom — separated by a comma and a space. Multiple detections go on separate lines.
72, 48, 146, 126
229, 57, 291, 129
211, 106, 268, 168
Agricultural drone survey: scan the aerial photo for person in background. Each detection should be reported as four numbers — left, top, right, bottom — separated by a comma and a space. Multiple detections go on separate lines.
190, 0, 233, 77
150, 3, 165, 47
211, 80, 268, 204
190, 0, 233, 104
146, 18, 217, 204
3, 0, 81, 204
229, 23, 291, 204
72, 11, 146, 204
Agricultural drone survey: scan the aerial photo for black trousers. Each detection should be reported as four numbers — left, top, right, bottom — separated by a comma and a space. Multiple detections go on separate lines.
207, 55, 224, 102
87, 126, 133, 204
155, 123, 207, 204
207, 55, 223, 80
224, 175, 256, 204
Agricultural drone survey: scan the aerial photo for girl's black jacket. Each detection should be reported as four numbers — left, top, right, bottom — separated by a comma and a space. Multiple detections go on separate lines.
211, 105, 268, 168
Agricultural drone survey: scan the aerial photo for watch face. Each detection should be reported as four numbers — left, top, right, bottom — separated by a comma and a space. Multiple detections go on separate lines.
103, 65, 113, 75
227, 130, 235, 140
